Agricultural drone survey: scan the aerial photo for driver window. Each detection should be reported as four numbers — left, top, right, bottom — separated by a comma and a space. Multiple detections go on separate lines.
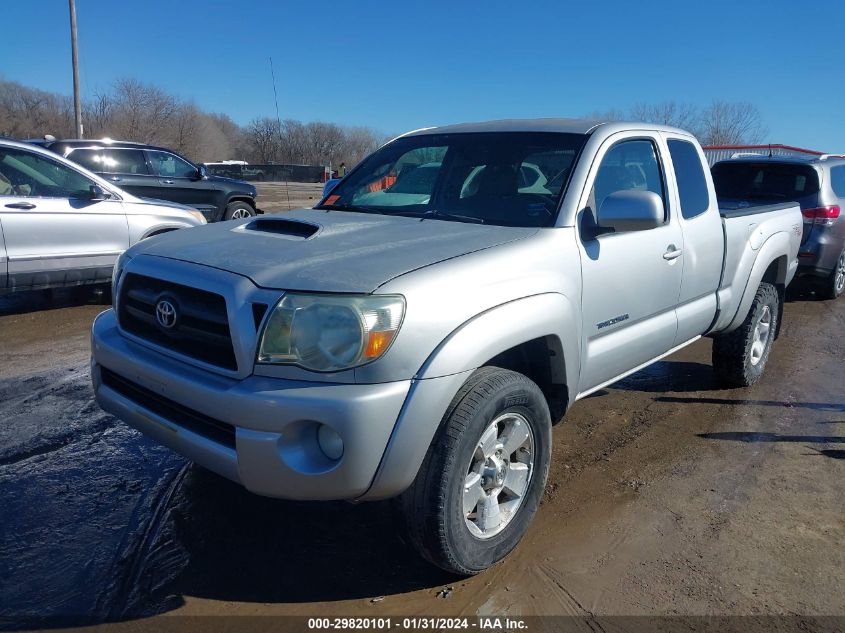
591, 139, 666, 219
149, 151, 197, 178
0, 148, 94, 199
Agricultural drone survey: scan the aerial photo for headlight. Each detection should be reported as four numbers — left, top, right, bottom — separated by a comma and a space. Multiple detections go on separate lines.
187, 209, 207, 224
257, 294, 405, 372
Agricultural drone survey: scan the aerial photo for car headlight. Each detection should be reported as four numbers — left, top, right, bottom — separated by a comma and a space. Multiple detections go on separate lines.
187, 209, 207, 224
257, 293, 405, 372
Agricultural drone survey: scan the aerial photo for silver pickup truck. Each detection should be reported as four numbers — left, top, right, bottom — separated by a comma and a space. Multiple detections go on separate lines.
91, 119, 801, 574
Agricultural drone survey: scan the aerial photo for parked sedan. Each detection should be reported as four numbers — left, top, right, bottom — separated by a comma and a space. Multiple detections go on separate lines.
0, 138, 205, 294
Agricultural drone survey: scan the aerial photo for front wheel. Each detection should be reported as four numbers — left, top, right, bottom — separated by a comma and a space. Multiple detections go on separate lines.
224, 201, 256, 220
712, 282, 780, 387
396, 367, 552, 575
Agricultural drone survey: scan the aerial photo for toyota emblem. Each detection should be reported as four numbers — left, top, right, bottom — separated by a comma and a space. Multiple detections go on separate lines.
155, 299, 177, 329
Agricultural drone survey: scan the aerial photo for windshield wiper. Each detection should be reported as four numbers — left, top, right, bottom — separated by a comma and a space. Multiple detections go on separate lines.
391, 209, 485, 224
317, 203, 388, 215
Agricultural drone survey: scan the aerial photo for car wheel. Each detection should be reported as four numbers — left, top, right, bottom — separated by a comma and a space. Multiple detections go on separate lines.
819, 249, 845, 300
224, 201, 256, 220
712, 282, 779, 387
396, 367, 551, 575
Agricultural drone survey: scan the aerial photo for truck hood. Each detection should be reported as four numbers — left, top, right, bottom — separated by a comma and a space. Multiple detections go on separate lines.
137, 208, 537, 292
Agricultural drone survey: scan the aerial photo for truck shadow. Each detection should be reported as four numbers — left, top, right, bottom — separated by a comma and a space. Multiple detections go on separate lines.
697, 431, 845, 444
697, 431, 845, 461
157, 466, 454, 608
612, 361, 719, 393
658, 396, 845, 412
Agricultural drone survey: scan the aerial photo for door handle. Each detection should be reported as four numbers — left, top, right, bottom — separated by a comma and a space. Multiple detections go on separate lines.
109, 176, 122, 182
663, 245, 683, 261
4, 202, 36, 210
160, 179, 174, 185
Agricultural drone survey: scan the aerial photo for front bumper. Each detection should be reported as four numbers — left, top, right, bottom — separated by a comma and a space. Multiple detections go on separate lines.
91, 309, 411, 500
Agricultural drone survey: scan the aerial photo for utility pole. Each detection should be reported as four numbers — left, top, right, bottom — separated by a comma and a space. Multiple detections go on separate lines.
68, 0, 83, 138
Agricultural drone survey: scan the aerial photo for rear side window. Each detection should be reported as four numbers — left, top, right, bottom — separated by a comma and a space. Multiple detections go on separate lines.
712, 162, 820, 202
69, 148, 149, 175
668, 140, 710, 219
148, 150, 198, 178
831, 166, 845, 198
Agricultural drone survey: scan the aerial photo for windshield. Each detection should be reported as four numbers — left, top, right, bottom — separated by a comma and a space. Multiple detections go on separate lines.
712, 161, 820, 203
318, 132, 588, 227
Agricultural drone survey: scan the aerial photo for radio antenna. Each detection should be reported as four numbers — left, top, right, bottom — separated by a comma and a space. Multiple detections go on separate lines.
269, 56, 291, 209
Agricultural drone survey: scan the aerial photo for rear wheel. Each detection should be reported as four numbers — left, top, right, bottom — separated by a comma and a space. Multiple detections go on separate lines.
712, 282, 779, 387
818, 249, 845, 300
396, 367, 551, 575
224, 201, 256, 220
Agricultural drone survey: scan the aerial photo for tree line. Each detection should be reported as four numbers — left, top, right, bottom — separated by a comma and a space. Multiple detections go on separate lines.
0, 78, 385, 167
588, 100, 768, 146
0, 77, 769, 168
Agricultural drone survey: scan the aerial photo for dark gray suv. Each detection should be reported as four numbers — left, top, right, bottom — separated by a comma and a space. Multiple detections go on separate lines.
713, 156, 845, 299
33, 139, 259, 223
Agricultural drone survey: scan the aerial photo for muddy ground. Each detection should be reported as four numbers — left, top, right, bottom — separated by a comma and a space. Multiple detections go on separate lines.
0, 283, 842, 630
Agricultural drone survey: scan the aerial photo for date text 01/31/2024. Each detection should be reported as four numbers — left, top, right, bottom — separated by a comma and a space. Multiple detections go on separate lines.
307, 617, 528, 630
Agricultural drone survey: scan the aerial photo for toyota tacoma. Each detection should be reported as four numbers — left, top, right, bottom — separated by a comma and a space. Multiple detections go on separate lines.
91, 119, 801, 574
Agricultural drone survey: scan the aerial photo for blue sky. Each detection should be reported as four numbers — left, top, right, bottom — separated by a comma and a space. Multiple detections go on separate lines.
1, 0, 842, 150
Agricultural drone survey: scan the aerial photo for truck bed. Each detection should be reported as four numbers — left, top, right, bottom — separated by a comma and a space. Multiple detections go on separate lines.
711, 201, 802, 333
718, 200, 799, 219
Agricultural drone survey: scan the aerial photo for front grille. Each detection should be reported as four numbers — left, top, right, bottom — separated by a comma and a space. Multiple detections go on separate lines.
101, 367, 236, 449
118, 273, 237, 370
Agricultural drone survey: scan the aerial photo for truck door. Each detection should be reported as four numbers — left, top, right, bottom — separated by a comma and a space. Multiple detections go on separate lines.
663, 135, 724, 345
576, 134, 684, 393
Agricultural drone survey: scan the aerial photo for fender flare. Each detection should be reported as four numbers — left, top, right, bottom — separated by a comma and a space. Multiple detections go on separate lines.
723, 232, 792, 333
361, 293, 580, 500
417, 292, 580, 394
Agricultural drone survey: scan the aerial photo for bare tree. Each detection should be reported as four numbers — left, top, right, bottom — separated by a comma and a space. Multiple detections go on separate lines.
0, 77, 384, 166
0, 80, 73, 138
244, 117, 280, 164
698, 100, 766, 145
630, 101, 702, 136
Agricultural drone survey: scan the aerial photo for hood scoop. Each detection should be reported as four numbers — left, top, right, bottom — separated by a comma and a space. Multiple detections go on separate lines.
240, 217, 320, 240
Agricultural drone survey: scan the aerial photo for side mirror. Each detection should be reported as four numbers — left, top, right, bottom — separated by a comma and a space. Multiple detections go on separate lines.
323, 178, 341, 197
196, 165, 208, 180
88, 185, 110, 201
597, 190, 664, 232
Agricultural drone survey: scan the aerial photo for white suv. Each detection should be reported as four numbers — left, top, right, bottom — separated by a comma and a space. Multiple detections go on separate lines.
0, 139, 205, 294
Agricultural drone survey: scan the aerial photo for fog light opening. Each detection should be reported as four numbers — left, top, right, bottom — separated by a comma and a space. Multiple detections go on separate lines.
317, 424, 344, 461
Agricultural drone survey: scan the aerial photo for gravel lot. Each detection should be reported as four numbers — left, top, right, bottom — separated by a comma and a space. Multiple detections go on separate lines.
0, 282, 842, 629
256, 181, 324, 213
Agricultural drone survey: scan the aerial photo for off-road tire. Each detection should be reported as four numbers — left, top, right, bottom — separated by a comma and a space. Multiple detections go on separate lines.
396, 367, 552, 575
223, 201, 256, 220
818, 249, 845, 300
712, 282, 780, 387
